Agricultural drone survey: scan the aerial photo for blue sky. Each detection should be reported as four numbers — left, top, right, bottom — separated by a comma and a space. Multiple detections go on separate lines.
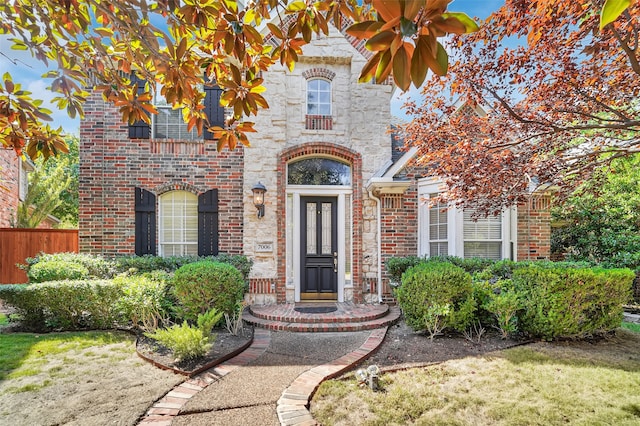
0, 0, 504, 136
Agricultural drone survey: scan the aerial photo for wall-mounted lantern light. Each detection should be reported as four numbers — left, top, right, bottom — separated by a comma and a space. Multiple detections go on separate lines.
252, 182, 267, 218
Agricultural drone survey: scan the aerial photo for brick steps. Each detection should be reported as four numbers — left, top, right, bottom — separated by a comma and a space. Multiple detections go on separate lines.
244, 304, 400, 333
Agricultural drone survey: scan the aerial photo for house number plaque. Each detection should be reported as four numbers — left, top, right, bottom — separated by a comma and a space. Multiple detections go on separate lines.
256, 242, 273, 253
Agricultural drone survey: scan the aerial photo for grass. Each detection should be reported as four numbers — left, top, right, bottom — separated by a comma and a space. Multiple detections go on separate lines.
622, 321, 640, 333
312, 329, 640, 426
0, 331, 130, 383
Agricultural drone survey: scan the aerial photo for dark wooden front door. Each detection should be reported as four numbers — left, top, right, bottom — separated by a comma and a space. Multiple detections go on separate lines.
300, 197, 338, 300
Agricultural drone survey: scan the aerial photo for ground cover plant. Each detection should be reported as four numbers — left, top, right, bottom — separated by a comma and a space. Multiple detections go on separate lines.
312, 329, 640, 426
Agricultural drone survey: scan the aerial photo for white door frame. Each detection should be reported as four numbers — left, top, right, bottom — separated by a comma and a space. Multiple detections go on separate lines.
287, 185, 352, 302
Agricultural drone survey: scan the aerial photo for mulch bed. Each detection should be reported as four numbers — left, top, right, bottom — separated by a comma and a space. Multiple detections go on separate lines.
136, 325, 253, 376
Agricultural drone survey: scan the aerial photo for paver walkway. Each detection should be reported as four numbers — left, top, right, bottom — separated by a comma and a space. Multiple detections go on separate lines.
138, 327, 389, 425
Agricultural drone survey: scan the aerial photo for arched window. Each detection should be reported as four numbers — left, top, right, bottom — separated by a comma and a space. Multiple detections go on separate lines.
288, 157, 351, 186
158, 190, 198, 256
306, 78, 331, 116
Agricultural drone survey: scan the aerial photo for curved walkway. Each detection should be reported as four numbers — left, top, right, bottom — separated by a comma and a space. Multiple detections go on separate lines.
137, 327, 389, 425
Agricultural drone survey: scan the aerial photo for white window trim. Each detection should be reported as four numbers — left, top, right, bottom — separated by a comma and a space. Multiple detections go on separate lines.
306, 78, 332, 116
418, 178, 517, 260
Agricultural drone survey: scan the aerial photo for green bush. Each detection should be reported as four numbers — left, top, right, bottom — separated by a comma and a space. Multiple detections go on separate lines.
114, 273, 173, 332
385, 256, 424, 285
27, 260, 89, 283
482, 280, 522, 338
0, 280, 122, 331
395, 262, 476, 338
0, 285, 46, 330
145, 321, 212, 361
114, 254, 252, 282
513, 266, 634, 339
145, 308, 222, 361
172, 261, 245, 320
24, 252, 116, 280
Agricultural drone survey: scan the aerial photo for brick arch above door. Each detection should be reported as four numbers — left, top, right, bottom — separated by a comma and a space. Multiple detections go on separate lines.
276, 142, 365, 303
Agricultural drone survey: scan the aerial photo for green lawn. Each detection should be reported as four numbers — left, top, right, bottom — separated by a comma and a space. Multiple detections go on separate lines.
312, 329, 640, 426
622, 321, 640, 333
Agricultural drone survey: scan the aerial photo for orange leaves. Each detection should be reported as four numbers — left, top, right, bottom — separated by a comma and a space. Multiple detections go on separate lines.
0, 72, 67, 160
1, 0, 482, 156
212, 121, 256, 150
347, 0, 476, 91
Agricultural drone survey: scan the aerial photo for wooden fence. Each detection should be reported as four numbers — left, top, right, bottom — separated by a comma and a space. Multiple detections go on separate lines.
0, 228, 78, 284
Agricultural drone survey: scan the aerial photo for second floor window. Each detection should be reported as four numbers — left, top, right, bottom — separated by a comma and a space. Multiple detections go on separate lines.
307, 79, 331, 116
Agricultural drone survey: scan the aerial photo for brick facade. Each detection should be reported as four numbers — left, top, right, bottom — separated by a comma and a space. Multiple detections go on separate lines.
516, 195, 552, 260
78, 90, 244, 257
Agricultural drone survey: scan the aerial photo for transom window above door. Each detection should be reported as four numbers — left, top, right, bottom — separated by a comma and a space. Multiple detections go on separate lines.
288, 158, 351, 186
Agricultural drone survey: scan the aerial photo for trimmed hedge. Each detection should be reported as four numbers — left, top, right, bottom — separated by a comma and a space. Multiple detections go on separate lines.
395, 262, 476, 338
512, 266, 634, 339
172, 261, 245, 320
23, 252, 116, 280
390, 255, 635, 340
0, 280, 122, 331
28, 260, 89, 283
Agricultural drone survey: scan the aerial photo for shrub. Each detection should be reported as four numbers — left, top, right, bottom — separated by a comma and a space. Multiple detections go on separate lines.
0, 285, 46, 330
512, 266, 634, 339
114, 274, 173, 332
395, 262, 476, 338
23, 252, 116, 280
385, 256, 424, 285
114, 254, 252, 282
172, 261, 245, 320
145, 321, 212, 361
482, 280, 522, 339
145, 308, 222, 361
27, 260, 89, 283
196, 308, 224, 336
0, 280, 122, 331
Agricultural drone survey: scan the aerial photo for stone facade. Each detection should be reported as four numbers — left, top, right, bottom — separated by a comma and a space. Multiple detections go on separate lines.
242, 26, 393, 304
0, 149, 20, 227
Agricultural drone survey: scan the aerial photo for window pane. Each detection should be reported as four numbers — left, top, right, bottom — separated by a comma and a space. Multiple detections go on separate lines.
463, 209, 501, 240
319, 91, 330, 103
307, 78, 331, 116
159, 190, 198, 256
464, 242, 502, 260
306, 202, 317, 255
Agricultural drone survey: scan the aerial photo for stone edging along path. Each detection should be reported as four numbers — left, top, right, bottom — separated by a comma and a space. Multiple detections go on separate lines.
276, 327, 389, 426
137, 329, 271, 425
137, 326, 389, 426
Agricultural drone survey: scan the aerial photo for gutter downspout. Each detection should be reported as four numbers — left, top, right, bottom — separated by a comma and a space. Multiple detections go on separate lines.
368, 189, 383, 304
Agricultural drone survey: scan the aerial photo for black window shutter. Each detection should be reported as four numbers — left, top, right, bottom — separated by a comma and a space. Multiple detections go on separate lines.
128, 74, 151, 139
198, 189, 219, 256
135, 187, 156, 255
203, 79, 225, 140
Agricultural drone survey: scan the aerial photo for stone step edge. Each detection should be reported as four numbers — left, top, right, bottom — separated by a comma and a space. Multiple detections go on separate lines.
248, 304, 390, 324
244, 308, 401, 333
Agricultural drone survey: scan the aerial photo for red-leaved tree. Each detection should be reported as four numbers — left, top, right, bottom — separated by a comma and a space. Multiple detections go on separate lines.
404, 0, 639, 214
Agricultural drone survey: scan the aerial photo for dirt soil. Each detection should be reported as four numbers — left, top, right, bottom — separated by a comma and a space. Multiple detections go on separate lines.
0, 319, 572, 426
363, 320, 524, 371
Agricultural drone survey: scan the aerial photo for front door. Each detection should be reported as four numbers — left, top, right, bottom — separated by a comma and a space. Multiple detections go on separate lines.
300, 196, 338, 300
